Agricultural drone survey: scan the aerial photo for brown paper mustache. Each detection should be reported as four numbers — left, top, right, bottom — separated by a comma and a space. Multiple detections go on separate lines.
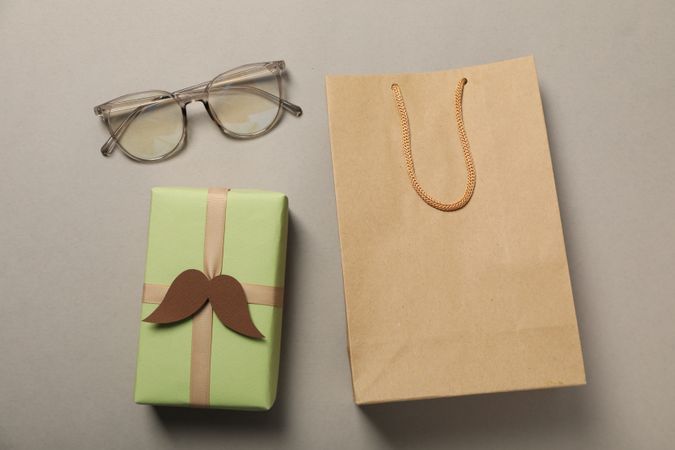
143, 269, 264, 340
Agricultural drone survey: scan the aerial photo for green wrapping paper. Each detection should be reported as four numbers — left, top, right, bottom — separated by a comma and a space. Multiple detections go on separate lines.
134, 187, 288, 410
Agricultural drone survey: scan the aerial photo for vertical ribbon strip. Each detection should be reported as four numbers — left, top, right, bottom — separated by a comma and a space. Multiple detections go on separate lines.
190, 187, 228, 407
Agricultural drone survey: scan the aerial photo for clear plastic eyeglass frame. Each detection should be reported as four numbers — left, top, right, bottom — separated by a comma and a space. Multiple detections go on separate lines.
94, 60, 303, 162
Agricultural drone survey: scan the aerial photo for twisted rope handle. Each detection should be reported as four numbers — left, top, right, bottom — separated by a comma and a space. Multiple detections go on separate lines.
390, 78, 476, 211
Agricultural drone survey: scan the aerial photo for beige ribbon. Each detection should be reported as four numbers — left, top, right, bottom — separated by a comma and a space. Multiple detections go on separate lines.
141, 188, 283, 407
191, 187, 226, 406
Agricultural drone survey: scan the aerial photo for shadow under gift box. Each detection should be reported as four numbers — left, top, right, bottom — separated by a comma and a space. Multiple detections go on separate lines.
134, 188, 288, 410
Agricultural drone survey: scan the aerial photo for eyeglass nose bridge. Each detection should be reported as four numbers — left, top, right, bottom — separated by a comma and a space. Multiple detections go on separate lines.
175, 89, 208, 107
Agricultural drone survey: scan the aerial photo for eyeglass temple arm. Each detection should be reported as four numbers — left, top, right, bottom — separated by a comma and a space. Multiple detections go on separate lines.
94, 95, 165, 156
97, 109, 140, 157
175, 81, 303, 117
95, 84, 302, 121
232, 86, 302, 117
281, 99, 303, 116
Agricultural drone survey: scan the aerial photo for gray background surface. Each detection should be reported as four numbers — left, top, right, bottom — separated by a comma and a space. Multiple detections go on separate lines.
1, 1, 673, 449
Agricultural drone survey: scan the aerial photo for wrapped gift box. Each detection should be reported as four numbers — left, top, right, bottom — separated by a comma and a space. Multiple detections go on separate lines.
134, 187, 288, 410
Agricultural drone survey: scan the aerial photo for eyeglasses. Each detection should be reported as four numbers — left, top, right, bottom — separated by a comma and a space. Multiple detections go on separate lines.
94, 61, 303, 162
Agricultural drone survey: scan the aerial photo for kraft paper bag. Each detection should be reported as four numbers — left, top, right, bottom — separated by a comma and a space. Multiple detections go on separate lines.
326, 56, 585, 405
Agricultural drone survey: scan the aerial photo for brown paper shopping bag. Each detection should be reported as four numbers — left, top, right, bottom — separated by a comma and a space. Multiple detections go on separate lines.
326, 56, 585, 405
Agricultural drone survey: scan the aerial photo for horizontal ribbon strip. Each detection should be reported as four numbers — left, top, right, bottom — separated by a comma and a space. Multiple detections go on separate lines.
142, 282, 284, 308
